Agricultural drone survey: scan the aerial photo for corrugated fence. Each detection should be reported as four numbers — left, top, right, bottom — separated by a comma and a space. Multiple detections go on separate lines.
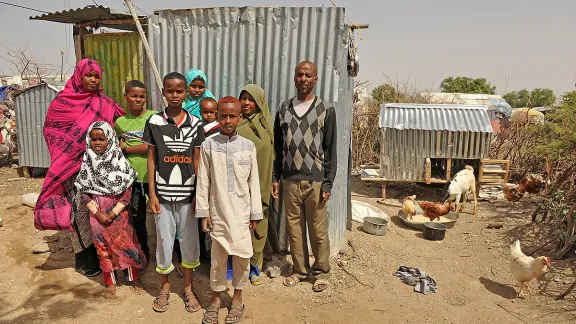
147, 6, 353, 253
84, 32, 144, 111
15, 84, 62, 168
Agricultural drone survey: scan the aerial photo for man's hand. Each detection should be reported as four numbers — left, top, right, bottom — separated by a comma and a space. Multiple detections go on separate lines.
95, 211, 110, 226
149, 196, 160, 214
119, 141, 126, 149
249, 220, 261, 231
201, 218, 212, 232
271, 182, 279, 199
320, 192, 331, 207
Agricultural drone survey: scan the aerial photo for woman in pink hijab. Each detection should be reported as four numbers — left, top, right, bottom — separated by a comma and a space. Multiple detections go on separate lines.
34, 58, 125, 277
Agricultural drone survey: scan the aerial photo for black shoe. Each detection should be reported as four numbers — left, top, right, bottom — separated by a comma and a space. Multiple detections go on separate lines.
77, 268, 102, 277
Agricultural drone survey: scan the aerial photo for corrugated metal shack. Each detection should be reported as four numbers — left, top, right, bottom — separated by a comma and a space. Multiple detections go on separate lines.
147, 6, 354, 253
14, 83, 64, 168
362, 103, 509, 198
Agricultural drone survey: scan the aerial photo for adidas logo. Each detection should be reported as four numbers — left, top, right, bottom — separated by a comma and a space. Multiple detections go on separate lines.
163, 155, 192, 164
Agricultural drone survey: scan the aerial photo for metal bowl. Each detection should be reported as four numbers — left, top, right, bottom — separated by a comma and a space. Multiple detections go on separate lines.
423, 222, 447, 241
362, 216, 389, 236
398, 210, 459, 231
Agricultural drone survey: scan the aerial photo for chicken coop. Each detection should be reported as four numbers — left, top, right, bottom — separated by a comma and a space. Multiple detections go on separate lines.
361, 103, 510, 198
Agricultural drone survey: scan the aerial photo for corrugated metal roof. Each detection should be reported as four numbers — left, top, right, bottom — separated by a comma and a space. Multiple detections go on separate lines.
13, 82, 64, 97
147, 6, 353, 253
380, 103, 493, 133
29, 5, 144, 31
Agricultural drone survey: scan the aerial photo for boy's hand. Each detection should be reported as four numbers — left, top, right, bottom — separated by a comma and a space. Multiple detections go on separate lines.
149, 196, 160, 214
249, 220, 261, 231
271, 182, 279, 199
201, 218, 212, 232
119, 141, 126, 149
95, 211, 110, 226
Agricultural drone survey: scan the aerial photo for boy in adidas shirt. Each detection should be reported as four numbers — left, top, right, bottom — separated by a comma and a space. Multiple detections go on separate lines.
142, 72, 204, 313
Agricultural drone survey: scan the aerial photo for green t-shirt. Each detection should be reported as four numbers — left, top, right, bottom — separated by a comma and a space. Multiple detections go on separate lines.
114, 110, 156, 183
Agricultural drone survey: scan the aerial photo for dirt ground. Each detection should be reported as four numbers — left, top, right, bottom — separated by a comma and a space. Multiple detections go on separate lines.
1, 166, 575, 324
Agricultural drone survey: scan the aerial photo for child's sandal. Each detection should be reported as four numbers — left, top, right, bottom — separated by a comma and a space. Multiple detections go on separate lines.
225, 305, 245, 324
152, 290, 170, 312
202, 307, 220, 324
183, 291, 201, 313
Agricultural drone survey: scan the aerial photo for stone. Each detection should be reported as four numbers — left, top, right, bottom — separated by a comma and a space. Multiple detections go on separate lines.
32, 242, 51, 254
265, 266, 281, 278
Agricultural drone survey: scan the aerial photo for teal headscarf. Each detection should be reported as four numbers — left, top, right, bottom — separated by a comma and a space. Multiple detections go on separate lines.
182, 68, 215, 118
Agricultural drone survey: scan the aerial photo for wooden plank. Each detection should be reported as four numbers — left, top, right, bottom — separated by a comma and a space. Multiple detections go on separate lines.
504, 160, 510, 182
381, 182, 387, 200
446, 158, 452, 181
481, 170, 508, 174
478, 160, 485, 182
425, 158, 432, 185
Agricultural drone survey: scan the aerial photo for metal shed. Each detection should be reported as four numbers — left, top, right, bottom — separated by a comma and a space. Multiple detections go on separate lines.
362, 103, 509, 198
14, 83, 63, 168
147, 6, 355, 253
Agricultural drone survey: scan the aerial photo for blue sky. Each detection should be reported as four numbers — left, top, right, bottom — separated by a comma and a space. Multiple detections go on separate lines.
0, 0, 574, 95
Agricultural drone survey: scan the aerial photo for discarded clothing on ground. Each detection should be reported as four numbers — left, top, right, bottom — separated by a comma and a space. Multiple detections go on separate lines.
393, 266, 437, 294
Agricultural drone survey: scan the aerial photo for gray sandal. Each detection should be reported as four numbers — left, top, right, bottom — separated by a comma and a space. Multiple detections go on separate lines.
152, 291, 170, 312
203, 307, 220, 324
225, 305, 245, 324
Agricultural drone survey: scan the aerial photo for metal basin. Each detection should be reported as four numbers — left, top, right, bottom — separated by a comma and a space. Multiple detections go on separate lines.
363, 217, 389, 236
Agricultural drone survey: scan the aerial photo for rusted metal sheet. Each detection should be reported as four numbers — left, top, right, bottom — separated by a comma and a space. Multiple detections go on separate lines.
147, 6, 353, 253
84, 32, 144, 109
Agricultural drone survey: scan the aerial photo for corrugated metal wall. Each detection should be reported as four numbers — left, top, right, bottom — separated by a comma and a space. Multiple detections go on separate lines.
380, 128, 492, 181
15, 85, 58, 168
84, 32, 144, 110
147, 6, 353, 253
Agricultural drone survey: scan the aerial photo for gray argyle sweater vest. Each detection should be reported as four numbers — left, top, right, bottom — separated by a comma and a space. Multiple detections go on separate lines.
273, 96, 337, 193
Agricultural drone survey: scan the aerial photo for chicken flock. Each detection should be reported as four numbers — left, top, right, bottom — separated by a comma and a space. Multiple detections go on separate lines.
400, 166, 551, 298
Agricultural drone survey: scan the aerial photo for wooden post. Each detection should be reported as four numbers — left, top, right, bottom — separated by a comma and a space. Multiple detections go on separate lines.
381, 182, 387, 200
446, 158, 452, 180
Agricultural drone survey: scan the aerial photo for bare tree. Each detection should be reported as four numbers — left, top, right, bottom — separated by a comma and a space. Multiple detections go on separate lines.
0, 43, 57, 82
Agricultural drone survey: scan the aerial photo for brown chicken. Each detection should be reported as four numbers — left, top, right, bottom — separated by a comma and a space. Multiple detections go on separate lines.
402, 196, 454, 221
503, 174, 546, 202
418, 201, 455, 222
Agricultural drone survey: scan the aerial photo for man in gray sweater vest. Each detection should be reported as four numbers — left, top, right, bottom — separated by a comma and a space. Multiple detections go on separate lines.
272, 61, 337, 292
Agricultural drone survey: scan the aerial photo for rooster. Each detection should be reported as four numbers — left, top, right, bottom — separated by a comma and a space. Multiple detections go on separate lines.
509, 240, 551, 298
402, 195, 455, 221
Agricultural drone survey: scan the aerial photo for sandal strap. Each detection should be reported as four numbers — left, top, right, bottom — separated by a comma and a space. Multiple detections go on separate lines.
230, 305, 244, 310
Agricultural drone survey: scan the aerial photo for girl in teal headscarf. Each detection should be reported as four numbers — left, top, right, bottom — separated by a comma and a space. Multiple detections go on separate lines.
182, 68, 215, 118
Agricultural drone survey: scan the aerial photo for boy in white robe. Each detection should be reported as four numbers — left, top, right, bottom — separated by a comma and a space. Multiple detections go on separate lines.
196, 96, 262, 324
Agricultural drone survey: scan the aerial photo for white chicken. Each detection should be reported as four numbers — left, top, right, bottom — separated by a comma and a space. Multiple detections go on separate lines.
509, 240, 551, 297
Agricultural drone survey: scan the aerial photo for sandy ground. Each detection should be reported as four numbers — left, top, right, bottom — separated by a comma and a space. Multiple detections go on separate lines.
0, 166, 575, 324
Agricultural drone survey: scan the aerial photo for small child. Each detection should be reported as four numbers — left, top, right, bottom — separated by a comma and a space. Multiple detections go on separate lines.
143, 72, 204, 313
183, 68, 215, 118
200, 97, 220, 139
196, 96, 262, 324
75, 121, 146, 295
114, 80, 156, 262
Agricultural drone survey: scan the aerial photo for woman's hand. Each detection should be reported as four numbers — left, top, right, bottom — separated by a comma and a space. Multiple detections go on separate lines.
201, 218, 212, 232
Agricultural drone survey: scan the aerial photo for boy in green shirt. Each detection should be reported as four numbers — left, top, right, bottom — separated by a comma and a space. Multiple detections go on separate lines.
114, 80, 156, 262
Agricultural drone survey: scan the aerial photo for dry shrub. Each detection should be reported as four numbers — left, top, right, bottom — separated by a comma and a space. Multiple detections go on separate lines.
491, 106, 576, 258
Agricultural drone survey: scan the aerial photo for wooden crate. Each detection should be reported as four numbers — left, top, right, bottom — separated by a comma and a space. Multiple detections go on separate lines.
479, 159, 510, 183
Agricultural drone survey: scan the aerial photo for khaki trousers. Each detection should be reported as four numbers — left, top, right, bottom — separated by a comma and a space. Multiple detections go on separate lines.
210, 240, 250, 292
282, 180, 331, 280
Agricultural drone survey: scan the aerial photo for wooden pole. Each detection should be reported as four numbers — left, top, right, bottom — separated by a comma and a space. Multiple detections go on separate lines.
124, 0, 167, 106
